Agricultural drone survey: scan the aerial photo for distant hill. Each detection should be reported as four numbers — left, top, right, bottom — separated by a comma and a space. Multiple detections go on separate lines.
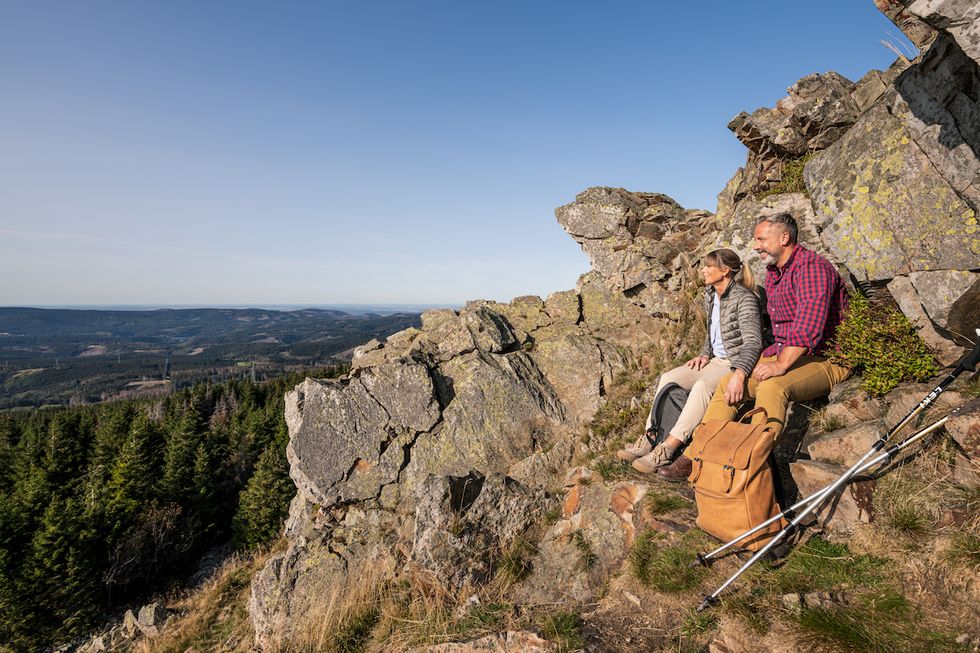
0, 307, 421, 408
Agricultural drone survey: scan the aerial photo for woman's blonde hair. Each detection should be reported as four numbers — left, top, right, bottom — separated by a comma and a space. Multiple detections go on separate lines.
704, 248, 755, 291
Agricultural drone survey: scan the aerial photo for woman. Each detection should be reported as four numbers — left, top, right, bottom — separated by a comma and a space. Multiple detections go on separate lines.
617, 248, 763, 472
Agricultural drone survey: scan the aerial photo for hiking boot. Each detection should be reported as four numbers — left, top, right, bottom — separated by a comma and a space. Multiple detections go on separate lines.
616, 431, 654, 462
631, 443, 678, 473
655, 454, 693, 482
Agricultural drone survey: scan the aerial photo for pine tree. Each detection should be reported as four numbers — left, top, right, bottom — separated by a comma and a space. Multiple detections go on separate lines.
233, 443, 294, 549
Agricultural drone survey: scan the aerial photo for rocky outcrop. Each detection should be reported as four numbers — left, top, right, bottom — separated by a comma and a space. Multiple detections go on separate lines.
555, 187, 711, 317
728, 72, 859, 160
805, 102, 977, 281
411, 473, 550, 589
888, 0, 980, 65
250, 187, 717, 648
246, 3, 980, 649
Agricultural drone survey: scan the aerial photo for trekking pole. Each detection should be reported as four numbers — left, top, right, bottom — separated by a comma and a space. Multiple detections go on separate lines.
695, 335, 980, 611
692, 415, 949, 567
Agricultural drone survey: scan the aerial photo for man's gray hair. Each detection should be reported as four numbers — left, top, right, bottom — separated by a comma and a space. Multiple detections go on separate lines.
758, 212, 799, 244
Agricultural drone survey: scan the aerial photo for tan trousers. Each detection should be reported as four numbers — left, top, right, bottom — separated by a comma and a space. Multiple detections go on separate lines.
701, 355, 851, 440
645, 357, 731, 443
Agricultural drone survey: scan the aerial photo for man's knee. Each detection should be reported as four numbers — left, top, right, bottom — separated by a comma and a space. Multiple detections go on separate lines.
756, 378, 789, 401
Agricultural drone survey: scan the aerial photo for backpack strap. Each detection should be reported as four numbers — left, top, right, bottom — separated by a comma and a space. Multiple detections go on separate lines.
739, 407, 769, 424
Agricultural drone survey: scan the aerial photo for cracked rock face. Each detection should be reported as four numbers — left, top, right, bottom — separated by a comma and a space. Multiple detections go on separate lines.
410, 472, 550, 589
251, 295, 644, 648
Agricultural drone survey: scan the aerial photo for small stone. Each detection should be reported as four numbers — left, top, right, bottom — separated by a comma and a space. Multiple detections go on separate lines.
803, 590, 843, 608
122, 609, 140, 637
563, 466, 594, 488
138, 602, 169, 628
781, 593, 802, 610
623, 590, 642, 608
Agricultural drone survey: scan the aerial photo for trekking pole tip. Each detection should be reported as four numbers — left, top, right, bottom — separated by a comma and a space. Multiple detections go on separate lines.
691, 552, 710, 568
696, 595, 719, 613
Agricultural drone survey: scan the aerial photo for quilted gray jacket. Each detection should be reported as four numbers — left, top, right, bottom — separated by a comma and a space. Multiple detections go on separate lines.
699, 281, 764, 376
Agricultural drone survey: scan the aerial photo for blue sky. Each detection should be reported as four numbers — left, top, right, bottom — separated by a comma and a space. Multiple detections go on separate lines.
0, 1, 914, 306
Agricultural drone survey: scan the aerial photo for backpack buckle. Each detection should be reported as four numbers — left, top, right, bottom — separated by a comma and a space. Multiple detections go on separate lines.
690, 457, 703, 483
722, 464, 735, 493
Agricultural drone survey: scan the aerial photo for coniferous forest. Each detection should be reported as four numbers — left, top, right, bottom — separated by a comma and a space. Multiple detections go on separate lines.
0, 366, 346, 652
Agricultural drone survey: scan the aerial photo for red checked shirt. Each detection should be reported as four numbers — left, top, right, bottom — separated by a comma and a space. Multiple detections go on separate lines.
762, 245, 848, 358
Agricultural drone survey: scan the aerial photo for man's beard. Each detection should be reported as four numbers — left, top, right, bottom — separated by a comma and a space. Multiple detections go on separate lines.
756, 250, 777, 266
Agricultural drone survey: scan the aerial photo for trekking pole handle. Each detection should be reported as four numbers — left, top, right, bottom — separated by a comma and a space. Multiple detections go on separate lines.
956, 333, 980, 374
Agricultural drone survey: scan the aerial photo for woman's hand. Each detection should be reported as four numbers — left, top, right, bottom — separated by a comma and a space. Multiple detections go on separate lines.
686, 355, 710, 370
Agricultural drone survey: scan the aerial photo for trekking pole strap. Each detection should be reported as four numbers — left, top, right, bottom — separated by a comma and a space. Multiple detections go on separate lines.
956, 335, 980, 374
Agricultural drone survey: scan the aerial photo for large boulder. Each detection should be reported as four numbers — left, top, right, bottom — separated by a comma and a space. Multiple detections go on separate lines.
513, 480, 652, 606
889, 33, 980, 215
253, 290, 662, 649
804, 102, 978, 281
285, 361, 441, 508
410, 473, 549, 589
886, 275, 969, 365
789, 459, 876, 535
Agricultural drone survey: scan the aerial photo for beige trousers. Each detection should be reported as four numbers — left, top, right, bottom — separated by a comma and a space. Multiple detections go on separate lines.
644, 357, 731, 443
702, 355, 851, 440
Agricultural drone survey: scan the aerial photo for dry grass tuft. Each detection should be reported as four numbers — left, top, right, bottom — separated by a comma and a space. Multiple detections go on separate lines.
134, 546, 281, 653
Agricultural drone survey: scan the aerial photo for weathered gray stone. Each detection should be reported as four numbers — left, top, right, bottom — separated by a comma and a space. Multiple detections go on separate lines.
411, 630, 556, 653
907, 269, 980, 335
249, 507, 399, 650
285, 360, 440, 508
513, 481, 647, 605
945, 396, 980, 459
822, 377, 886, 427
890, 33, 980, 214
789, 459, 875, 535
805, 102, 978, 281
780, 72, 860, 150
133, 602, 168, 636
887, 275, 965, 365
543, 289, 581, 324
410, 473, 549, 589
907, 0, 980, 66
409, 350, 564, 479
728, 72, 858, 162
883, 383, 964, 427
852, 69, 890, 113
576, 273, 671, 351
807, 420, 887, 467
556, 187, 708, 319
122, 609, 140, 638
529, 328, 627, 425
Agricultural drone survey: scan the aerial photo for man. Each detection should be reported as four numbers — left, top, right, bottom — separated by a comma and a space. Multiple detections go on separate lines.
656, 212, 851, 481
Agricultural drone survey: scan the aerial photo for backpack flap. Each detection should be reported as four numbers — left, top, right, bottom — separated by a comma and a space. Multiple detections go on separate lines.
686, 412, 777, 495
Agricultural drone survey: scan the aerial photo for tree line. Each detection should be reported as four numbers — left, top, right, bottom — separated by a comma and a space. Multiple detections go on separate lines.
0, 365, 346, 651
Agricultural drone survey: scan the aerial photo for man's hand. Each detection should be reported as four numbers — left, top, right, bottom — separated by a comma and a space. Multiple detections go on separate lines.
686, 355, 710, 370
751, 360, 786, 382
724, 370, 746, 405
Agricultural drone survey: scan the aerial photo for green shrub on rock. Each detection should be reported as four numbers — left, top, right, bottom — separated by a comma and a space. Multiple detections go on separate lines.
829, 295, 937, 396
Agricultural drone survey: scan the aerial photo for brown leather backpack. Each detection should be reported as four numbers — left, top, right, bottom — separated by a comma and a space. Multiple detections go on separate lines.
685, 408, 786, 551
